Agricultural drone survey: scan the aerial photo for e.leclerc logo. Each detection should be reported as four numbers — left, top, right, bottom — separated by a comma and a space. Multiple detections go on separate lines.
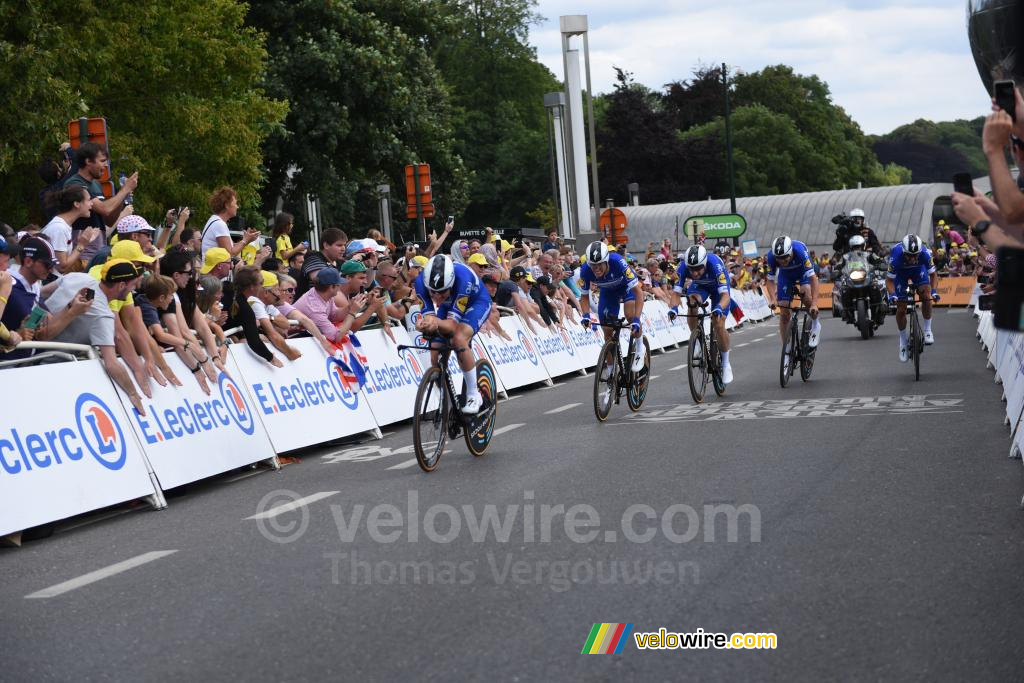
326, 357, 361, 410
362, 347, 425, 395
517, 330, 539, 366
0, 392, 128, 476
219, 373, 255, 435
559, 327, 576, 357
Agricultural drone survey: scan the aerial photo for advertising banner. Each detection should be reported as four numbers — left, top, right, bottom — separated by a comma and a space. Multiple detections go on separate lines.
0, 360, 159, 536
230, 338, 379, 453
526, 323, 586, 378
115, 352, 278, 489
359, 326, 436, 426
478, 316, 552, 390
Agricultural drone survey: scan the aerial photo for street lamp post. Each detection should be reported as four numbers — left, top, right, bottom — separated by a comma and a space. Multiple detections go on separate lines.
723, 62, 738, 246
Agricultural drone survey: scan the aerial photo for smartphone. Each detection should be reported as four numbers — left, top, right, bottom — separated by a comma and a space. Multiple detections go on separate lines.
23, 305, 47, 330
952, 172, 975, 197
81, 287, 95, 301
359, 285, 366, 295
978, 294, 995, 311
447, 215, 455, 223
994, 246, 1024, 329
302, 241, 309, 248
977, 274, 993, 285
994, 80, 1017, 122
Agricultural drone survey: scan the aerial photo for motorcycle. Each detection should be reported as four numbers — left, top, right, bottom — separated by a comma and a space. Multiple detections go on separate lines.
831, 251, 887, 339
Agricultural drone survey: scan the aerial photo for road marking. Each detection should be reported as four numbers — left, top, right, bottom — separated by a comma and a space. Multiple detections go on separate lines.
649, 375, 660, 380
503, 394, 522, 401
736, 343, 749, 348
388, 459, 420, 470
541, 383, 564, 390
493, 423, 525, 436
545, 403, 581, 414
25, 551, 179, 599
669, 364, 686, 371
246, 491, 338, 520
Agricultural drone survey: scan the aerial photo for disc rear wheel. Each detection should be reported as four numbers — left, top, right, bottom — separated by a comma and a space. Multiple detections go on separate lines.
627, 337, 652, 411
465, 359, 498, 456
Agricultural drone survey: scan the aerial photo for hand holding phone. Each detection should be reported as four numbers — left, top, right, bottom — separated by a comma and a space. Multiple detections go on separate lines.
994, 80, 1017, 122
953, 172, 975, 197
23, 305, 47, 330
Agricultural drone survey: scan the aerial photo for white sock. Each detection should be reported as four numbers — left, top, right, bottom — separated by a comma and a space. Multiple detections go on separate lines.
811, 318, 821, 332
899, 328, 908, 346
463, 367, 480, 398
923, 318, 932, 333
721, 350, 730, 365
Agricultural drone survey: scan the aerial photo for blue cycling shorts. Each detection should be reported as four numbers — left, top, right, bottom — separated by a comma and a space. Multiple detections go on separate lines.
597, 287, 636, 323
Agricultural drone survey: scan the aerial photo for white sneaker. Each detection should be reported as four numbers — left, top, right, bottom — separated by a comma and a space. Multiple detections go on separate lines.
462, 393, 483, 414
808, 326, 821, 348
722, 363, 734, 385
899, 345, 909, 363
924, 330, 934, 345
631, 351, 645, 372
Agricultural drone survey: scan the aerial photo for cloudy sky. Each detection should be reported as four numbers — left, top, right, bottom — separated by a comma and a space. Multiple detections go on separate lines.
530, 1, 990, 135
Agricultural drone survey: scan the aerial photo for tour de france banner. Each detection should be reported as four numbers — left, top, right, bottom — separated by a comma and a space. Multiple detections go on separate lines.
113, 352, 278, 489
0, 360, 159, 536
229, 337, 380, 452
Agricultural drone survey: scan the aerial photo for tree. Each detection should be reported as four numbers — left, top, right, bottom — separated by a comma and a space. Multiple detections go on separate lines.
871, 117, 987, 182
248, 0, 467, 238
0, 0, 286, 227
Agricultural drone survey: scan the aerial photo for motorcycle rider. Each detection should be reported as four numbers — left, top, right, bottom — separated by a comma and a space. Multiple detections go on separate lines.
832, 209, 882, 255
834, 235, 887, 324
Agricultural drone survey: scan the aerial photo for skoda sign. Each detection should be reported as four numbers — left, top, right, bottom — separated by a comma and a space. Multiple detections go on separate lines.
685, 214, 747, 239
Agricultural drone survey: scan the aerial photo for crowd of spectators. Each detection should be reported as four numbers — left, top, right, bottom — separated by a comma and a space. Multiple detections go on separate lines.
2, 81, 1022, 398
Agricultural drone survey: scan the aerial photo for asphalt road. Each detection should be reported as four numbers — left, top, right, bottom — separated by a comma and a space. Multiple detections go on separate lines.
4, 309, 1023, 681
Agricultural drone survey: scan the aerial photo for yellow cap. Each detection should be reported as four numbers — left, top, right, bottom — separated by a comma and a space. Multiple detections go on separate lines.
500, 239, 513, 252
467, 253, 488, 266
261, 270, 279, 287
111, 239, 155, 263
201, 248, 231, 274
410, 255, 428, 268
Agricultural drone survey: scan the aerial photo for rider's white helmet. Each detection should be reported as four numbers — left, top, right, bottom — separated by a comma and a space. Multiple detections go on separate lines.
685, 245, 708, 268
423, 254, 456, 291
901, 234, 923, 255
586, 241, 610, 265
849, 208, 866, 219
772, 236, 794, 258
848, 235, 866, 250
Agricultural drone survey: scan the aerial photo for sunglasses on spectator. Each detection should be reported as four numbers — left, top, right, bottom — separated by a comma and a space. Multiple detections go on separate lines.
283, 287, 295, 293
175, 268, 193, 275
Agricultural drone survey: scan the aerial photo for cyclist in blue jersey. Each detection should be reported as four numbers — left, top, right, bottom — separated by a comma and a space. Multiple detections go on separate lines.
578, 241, 645, 372
886, 234, 938, 361
765, 235, 822, 348
414, 254, 493, 414
672, 245, 734, 384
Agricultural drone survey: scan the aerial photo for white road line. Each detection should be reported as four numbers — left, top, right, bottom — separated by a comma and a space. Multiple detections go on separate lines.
669, 364, 686, 371
25, 551, 179, 599
545, 403, 581, 414
502, 395, 521, 401
493, 423, 525, 436
737, 343, 749, 348
245, 491, 339, 520
387, 459, 420, 470
649, 375, 660, 380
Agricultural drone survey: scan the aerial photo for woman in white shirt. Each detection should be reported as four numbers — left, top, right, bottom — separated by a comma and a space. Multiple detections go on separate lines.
41, 186, 100, 273
200, 186, 261, 258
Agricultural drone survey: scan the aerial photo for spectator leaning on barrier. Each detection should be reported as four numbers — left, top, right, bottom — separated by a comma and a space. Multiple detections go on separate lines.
249, 269, 301, 361
162, 249, 225, 379
0, 269, 22, 351
138, 274, 210, 394
41, 185, 100, 273
200, 186, 260, 258
226, 266, 283, 367
337, 259, 386, 334
293, 266, 368, 344
273, 273, 336, 355
46, 260, 147, 414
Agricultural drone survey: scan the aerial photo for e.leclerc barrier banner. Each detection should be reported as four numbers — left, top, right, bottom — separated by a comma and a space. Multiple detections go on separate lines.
229, 337, 379, 452
0, 360, 159, 536
113, 352, 278, 490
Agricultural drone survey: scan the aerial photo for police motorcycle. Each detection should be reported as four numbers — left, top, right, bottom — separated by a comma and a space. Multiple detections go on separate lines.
832, 235, 887, 339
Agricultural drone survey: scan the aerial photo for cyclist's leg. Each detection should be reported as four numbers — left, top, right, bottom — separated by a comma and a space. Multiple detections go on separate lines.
685, 282, 702, 332
775, 272, 795, 345
597, 288, 620, 342
622, 289, 644, 369
893, 279, 911, 358
799, 274, 821, 346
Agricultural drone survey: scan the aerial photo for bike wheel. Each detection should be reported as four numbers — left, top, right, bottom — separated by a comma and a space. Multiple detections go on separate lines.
465, 359, 498, 456
687, 327, 709, 403
800, 315, 816, 382
779, 320, 795, 388
593, 341, 618, 422
857, 299, 870, 340
627, 337, 652, 412
710, 327, 726, 396
911, 311, 921, 381
413, 367, 447, 472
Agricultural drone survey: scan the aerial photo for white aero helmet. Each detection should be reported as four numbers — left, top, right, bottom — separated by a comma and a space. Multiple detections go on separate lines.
848, 235, 866, 250
685, 245, 708, 268
849, 208, 866, 219
772, 236, 794, 258
586, 241, 610, 265
423, 254, 456, 291
901, 234, 922, 255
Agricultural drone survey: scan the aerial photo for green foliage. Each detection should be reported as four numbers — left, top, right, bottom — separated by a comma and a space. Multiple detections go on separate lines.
249, 0, 467, 239
871, 117, 987, 181
0, 0, 286, 227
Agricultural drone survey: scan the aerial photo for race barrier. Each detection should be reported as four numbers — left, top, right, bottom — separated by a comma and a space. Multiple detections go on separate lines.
2, 289, 782, 537
0, 360, 164, 537
974, 306, 1024, 460
112, 353, 280, 491
817, 276, 976, 310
